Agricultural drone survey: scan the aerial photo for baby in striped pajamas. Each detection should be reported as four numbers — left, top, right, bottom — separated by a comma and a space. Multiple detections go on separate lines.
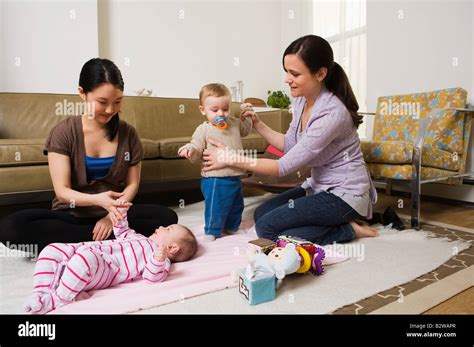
24, 205, 197, 314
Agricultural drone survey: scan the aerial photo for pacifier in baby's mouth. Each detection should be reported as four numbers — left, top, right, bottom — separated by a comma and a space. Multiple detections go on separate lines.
214, 116, 228, 130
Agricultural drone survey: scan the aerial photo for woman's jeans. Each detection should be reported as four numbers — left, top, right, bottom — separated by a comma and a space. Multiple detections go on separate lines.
254, 187, 361, 245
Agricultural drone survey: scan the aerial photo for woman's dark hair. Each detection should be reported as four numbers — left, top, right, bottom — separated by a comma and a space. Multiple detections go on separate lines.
79, 58, 124, 140
283, 35, 363, 128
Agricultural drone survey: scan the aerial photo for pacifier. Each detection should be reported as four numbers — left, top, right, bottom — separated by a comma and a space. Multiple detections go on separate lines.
214, 116, 228, 130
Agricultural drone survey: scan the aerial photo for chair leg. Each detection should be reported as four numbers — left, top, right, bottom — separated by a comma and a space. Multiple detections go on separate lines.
410, 171, 421, 230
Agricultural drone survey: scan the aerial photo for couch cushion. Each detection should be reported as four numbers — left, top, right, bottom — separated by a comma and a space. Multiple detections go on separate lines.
241, 133, 268, 153
424, 88, 467, 115
421, 146, 461, 171
0, 138, 161, 166
0, 139, 47, 166
361, 140, 461, 171
158, 137, 193, 159
361, 140, 412, 164
124, 97, 242, 141
373, 88, 467, 144
141, 139, 160, 159
426, 109, 464, 154
0, 165, 53, 193
158, 133, 268, 159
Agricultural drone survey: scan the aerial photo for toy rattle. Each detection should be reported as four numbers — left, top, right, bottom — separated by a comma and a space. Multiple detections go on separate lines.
276, 236, 326, 276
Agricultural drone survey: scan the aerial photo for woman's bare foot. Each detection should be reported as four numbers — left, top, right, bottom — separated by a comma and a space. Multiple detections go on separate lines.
350, 221, 379, 239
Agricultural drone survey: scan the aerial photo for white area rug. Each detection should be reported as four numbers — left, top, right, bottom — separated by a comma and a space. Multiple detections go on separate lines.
0, 194, 471, 314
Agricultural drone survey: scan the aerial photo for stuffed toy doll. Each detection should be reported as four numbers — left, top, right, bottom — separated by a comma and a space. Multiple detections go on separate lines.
247, 243, 302, 289
236, 236, 331, 305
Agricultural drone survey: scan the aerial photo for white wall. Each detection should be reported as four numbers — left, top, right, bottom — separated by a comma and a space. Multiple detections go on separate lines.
367, 0, 473, 110
0, 0, 4, 92
0, 0, 99, 94
0, 0, 313, 100
279, 0, 314, 93
472, 1, 474, 108
367, 0, 474, 200
99, 0, 309, 100
99, 0, 274, 98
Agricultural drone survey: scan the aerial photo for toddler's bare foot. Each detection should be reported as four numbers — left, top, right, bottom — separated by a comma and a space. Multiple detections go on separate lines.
350, 221, 379, 239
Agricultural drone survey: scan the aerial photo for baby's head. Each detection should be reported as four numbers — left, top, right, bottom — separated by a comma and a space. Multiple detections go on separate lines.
149, 224, 198, 263
199, 83, 231, 126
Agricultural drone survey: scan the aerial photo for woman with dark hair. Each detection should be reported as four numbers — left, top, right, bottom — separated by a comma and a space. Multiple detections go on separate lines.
202, 35, 378, 245
0, 58, 177, 252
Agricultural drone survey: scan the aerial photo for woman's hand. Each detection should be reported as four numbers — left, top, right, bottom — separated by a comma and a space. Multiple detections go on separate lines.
92, 216, 113, 241
93, 191, 132, 224
240, 103, 260, 125
202, 138, 230, 172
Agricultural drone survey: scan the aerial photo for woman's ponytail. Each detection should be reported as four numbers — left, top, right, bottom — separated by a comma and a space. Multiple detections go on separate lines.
325, 62, 363, 128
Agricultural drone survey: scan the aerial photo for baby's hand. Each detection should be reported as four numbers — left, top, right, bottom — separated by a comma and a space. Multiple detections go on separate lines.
240, 102, 254, 112
154, 245, 167, 263
239, 103, 258, 124
116, 200, 131, 216
178, 148, 193, 159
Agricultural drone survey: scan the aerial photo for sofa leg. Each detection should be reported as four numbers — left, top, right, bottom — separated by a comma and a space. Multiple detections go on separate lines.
386, 179, 392, 196
410, 174, 421, 230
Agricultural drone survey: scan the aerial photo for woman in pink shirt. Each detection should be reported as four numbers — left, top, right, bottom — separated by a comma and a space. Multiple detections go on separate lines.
202, 35, 378, 245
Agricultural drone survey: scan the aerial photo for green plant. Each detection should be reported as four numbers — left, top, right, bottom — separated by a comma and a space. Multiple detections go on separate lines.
267, 90, 291, 109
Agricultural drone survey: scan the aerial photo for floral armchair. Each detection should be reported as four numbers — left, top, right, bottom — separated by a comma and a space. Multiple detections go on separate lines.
361, 88, 473, 228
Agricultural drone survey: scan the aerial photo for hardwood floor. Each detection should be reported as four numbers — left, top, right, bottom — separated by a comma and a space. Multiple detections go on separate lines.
373, 191, 474, 229
424, 287, 474, 314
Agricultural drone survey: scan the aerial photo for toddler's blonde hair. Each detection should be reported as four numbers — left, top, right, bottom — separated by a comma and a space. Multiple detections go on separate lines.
199, 83, 231, 105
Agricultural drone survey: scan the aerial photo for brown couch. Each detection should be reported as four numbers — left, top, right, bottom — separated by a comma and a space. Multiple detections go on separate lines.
0, 93, 290, 204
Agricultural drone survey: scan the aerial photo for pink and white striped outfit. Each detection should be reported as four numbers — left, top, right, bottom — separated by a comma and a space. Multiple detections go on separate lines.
25, 215, 170, 314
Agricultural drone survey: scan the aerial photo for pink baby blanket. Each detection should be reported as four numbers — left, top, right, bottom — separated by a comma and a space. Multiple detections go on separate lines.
51, 220, 347, 314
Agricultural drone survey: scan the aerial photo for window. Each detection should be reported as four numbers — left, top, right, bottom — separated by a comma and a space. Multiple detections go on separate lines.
313, 0, 367, 138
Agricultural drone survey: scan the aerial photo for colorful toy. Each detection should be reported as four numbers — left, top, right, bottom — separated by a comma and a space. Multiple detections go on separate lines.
276, 236, 326, 276
214, 116, 227, 130
237, 243, 302, 305
247, 238, 276, 255
237, 236, 327, 305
